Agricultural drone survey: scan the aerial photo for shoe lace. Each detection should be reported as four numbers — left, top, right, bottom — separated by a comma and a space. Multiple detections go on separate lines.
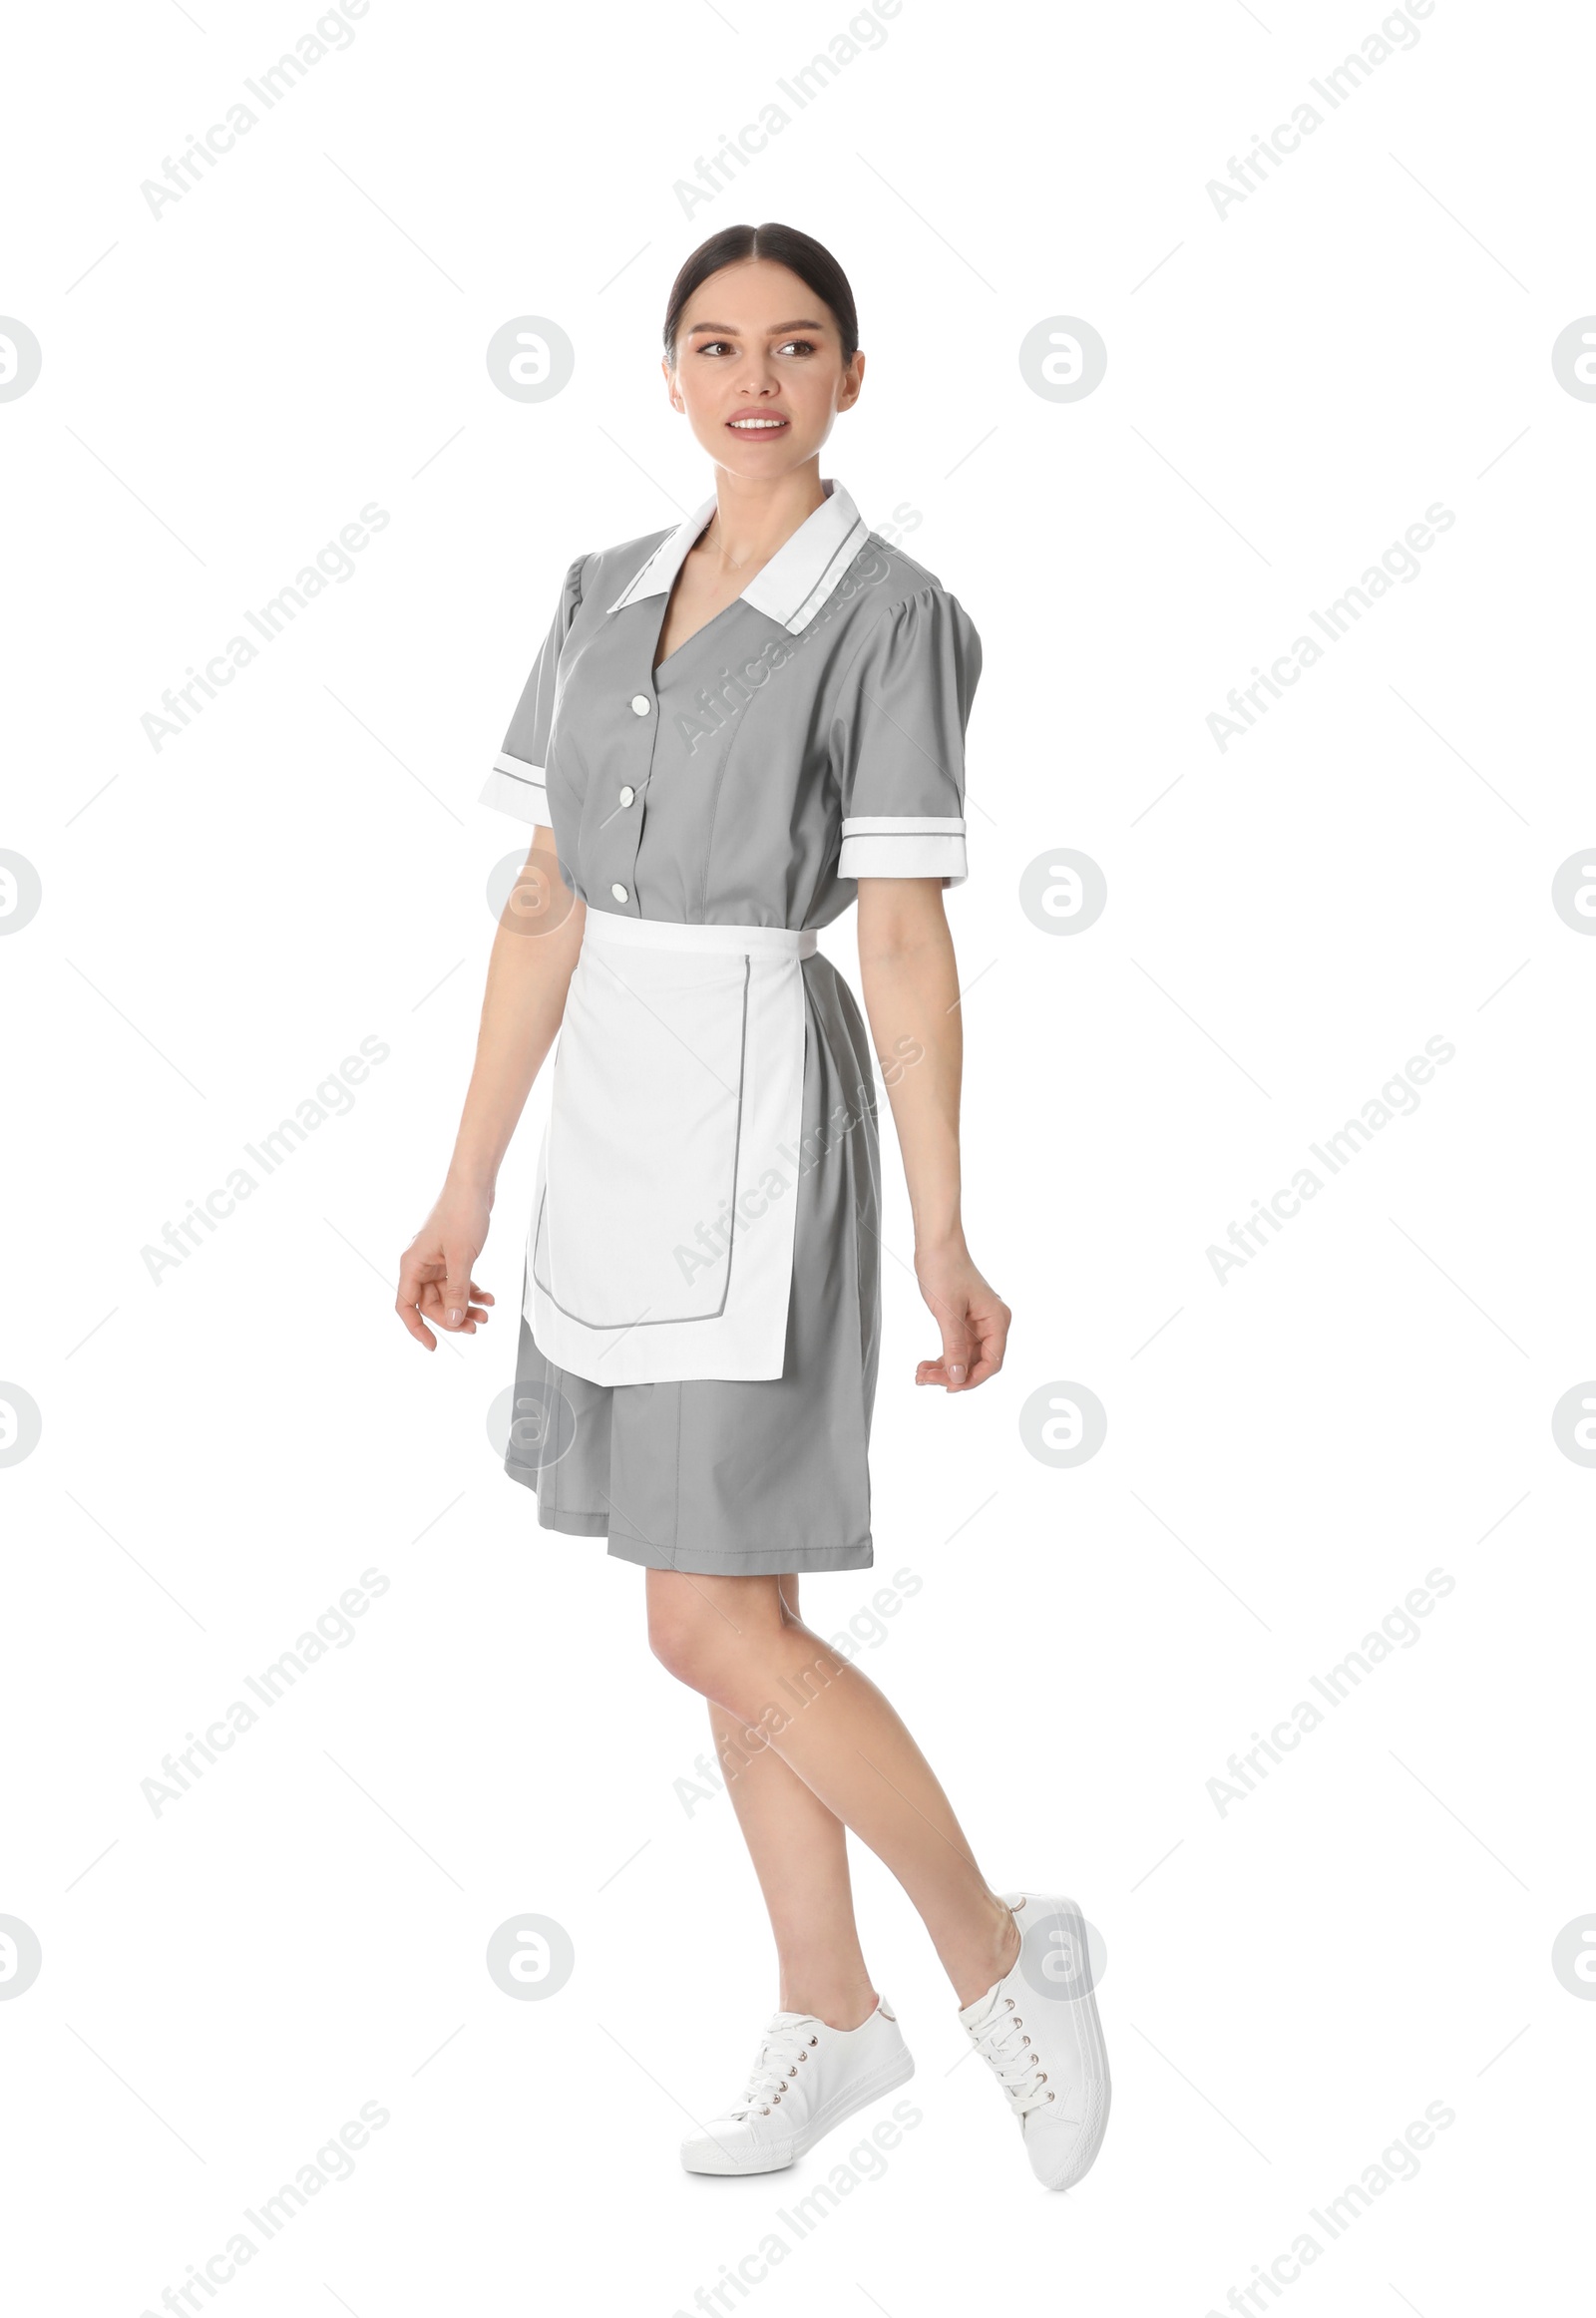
966, 1991, 1052, 2119
732, 2016, 820, 2119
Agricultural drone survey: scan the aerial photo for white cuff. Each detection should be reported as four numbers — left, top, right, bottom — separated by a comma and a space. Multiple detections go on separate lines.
479, 751, 549, 824
838, 815, 967, 884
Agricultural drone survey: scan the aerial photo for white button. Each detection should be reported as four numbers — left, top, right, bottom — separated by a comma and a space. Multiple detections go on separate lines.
630, 694, 651, 716
618, 785, 635, 807
610, 883, 628, 903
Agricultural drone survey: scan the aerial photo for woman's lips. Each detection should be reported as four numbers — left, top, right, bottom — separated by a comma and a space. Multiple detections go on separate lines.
726, 415, 790, 435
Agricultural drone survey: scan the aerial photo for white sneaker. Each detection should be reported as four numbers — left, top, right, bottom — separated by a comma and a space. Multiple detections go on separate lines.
680, 1995, 915, 2175
960, 1892, 1110, 2190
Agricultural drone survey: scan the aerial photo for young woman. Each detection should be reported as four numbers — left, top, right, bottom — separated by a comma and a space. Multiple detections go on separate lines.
396, 222, 1109, 2192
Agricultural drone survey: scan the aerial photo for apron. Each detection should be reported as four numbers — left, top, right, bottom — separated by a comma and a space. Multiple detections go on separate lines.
524, 911, 815, 1386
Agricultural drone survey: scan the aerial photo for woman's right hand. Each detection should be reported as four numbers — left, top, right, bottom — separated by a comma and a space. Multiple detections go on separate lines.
395, 1183, 497, 1350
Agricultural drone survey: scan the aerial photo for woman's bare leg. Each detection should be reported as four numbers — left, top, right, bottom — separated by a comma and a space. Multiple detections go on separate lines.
651, 1568, 1019, 2008
706, 1576, 879, 2029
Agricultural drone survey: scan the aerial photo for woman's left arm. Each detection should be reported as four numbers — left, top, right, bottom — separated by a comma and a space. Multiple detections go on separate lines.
855, 877, 1011, 1391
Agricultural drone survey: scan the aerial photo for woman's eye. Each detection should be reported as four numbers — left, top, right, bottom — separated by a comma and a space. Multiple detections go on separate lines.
696, 339, 816, 357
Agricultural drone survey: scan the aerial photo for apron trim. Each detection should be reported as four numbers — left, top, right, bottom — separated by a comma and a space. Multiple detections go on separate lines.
530, 957, 752, 1332
580, 910, 818, 961
528, 915, 812, 1384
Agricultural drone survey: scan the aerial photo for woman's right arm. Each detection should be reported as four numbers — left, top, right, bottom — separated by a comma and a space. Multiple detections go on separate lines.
395, 830, 586, 1349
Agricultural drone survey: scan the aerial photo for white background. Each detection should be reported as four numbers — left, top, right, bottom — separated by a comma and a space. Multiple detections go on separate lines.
3, 0, 1592, 2311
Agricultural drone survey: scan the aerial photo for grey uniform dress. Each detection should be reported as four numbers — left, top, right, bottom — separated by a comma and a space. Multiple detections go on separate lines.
479, 478, 981, 1576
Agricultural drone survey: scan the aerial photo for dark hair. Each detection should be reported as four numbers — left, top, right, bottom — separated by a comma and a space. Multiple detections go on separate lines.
663, 222, 860, 366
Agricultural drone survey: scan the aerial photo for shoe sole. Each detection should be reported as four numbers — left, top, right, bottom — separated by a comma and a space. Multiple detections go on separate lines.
680, 2048, 917, 2176
1009, 1891, 1111, 2192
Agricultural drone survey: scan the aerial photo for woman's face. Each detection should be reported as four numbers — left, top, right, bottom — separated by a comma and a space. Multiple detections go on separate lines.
665, 258, 864, 479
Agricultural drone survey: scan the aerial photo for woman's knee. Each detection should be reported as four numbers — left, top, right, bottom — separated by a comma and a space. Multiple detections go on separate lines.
645, 1572, 781, 1697
645, 1576, 729, 1693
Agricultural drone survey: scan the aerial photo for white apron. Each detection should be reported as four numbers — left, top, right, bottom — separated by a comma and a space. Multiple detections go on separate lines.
524, 911, 815, 1386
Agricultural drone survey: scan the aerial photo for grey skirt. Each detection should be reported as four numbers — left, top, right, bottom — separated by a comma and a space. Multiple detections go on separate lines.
500, 951, 882, 1575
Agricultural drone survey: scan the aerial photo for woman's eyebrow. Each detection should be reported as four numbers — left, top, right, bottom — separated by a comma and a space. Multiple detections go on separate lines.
683, 318, 830, 336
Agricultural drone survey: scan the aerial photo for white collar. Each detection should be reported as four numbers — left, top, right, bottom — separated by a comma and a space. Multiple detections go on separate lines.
605, 477, 869, 636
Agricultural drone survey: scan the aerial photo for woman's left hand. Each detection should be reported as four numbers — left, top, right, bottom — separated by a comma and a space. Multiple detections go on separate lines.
914, 1241, 1010, 1390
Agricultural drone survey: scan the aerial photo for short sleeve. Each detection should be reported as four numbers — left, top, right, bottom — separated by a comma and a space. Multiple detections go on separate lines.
478, 553, 586, 825
832, 583, 981, 884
